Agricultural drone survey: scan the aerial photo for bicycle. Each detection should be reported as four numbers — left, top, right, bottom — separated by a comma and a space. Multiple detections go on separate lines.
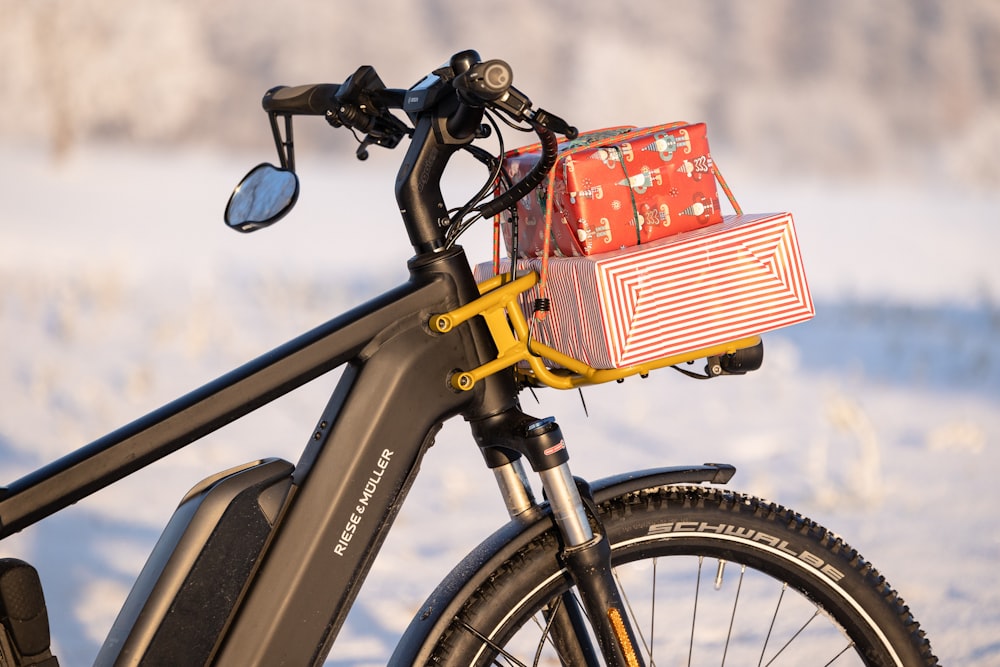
0, 50, 937, 666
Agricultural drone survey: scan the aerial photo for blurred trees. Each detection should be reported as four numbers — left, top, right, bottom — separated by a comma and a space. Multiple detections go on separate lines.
1, 0, 997, 184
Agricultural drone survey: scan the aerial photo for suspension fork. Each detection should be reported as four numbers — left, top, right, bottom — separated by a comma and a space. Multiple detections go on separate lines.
475, 409, 646, 667
490, 457, 600, 666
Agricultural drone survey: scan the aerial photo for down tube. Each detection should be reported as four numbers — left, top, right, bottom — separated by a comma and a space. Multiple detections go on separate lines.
0, 278, 438, 538
213, 286, 503, 665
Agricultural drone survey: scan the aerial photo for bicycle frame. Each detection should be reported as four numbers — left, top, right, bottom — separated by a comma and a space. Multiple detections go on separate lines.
0, 241, 512, 663
0, 53, 663, 666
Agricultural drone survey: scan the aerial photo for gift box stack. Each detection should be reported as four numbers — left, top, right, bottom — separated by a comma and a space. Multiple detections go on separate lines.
478, 212, 814, 369
501, 123, 724, 258
481, 124, 814, 370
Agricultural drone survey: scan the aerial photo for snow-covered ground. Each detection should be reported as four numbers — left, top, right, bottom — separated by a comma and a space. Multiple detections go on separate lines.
2, 142, 998, 665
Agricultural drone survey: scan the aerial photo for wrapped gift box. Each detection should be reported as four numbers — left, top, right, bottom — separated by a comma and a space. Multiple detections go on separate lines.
477, 212, 814, 369
501, 123, 725, 258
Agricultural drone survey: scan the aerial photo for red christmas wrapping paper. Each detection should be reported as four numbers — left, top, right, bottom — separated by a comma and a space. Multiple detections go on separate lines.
476, 212, 814, 369
502, 123, 725, 258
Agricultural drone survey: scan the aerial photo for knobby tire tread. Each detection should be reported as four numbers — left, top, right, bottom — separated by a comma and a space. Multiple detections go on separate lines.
425, 485, 938, 666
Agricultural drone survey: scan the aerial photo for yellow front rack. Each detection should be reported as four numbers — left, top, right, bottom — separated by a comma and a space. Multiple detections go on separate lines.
430, 272, 761, 391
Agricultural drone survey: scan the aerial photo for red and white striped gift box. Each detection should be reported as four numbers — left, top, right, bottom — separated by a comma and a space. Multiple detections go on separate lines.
475, 212, 814, 369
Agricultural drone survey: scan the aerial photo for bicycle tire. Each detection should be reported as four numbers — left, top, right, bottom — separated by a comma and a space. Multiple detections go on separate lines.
423, 485, 937, 666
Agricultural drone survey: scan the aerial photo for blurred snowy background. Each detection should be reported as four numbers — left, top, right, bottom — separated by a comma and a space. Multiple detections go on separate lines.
1, 1, 999, 664
4, 0, 1000, 188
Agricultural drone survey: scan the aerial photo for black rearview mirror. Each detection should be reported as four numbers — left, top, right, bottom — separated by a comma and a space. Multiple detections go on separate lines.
225, 163, 299, 232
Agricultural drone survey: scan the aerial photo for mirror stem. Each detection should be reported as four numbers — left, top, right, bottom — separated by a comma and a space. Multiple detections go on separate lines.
269, 112, 296, 172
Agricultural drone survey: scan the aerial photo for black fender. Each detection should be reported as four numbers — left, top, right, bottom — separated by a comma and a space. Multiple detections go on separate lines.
387, 463, 735, 665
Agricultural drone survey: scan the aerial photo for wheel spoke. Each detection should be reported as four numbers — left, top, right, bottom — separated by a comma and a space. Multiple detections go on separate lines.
758, 582, 788, 667
721, 563, 746, 667
533, 596, 564, 667
459, 619, 530, 667
762, 608, 820, 667
650, 557, 657, 666
688, 555, 704, 667
530, 592, 601, 667
824, 642, 856, 666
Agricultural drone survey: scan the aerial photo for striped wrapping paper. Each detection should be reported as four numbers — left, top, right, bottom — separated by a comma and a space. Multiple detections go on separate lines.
475, 212, 814, 369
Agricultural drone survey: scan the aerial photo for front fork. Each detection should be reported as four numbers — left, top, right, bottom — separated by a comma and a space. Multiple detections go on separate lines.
474, 410, 645, 667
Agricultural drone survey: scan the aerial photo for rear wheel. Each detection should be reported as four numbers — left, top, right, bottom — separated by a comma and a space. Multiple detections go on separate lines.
426, 486, 937, 666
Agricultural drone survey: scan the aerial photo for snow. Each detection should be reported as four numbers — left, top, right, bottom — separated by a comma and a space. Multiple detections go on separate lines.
1, 142, 999, 665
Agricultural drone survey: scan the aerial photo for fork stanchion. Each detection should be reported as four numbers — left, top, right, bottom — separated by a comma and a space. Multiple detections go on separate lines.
491, 459, 536, 519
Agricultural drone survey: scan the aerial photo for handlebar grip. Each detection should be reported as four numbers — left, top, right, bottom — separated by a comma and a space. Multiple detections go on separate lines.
262, 84, 340, 115
479, 125, 559, 220
453, 59, 513, 104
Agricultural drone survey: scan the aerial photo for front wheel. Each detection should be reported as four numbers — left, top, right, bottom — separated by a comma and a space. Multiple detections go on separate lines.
424, 486, 937, 666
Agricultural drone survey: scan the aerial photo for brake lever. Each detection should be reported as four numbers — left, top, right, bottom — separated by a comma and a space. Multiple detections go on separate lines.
355, 124, 406, 160
529, 108, 578, 140
491, 85, 577, 139
337, 94, 411, 160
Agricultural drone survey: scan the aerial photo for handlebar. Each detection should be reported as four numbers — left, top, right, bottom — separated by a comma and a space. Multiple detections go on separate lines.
256, 51, 577, 251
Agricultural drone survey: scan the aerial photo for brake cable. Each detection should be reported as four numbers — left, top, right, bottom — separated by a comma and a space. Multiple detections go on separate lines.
445, 110, 507, 247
